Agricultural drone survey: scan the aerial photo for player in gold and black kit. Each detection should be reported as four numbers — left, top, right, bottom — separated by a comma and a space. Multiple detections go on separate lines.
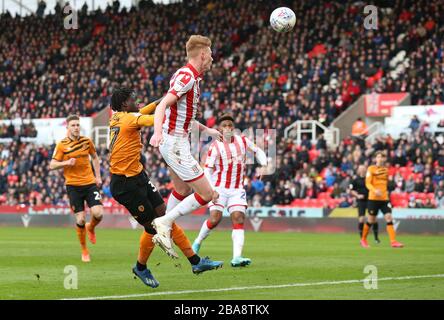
361, 151, 403, 248
109, 87, 222, 288
50, 115, 103, 262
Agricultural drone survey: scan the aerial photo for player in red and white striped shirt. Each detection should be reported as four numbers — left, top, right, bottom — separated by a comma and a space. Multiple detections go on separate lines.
149, 35, 223, 260
192, 114, 267, 267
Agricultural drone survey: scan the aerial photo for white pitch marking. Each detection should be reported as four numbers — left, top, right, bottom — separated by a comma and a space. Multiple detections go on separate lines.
61, 274, 444, 300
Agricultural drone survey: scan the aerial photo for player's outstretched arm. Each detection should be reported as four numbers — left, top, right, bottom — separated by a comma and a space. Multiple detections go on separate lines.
149, 93, 177, 147
195, 121, 222, 141
135, 115, 155, 127
49, 158, 76, 170
139, 98, 163, 115
254, 148, 267, 166
245, 137, 267, 166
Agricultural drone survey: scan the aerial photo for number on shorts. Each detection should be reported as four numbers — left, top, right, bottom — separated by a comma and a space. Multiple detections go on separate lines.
94, 191, 102, 200
241, 191, 246, 200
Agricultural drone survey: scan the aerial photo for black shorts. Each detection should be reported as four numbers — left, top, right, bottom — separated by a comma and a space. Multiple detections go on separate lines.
367, 200, 392, 216
66, 184, 102, 214
357, 200, 367, 217
110, 170, 164, 226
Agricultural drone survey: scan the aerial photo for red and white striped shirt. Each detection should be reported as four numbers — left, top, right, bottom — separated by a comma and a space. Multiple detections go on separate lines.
163, 63, 201, 136
205, 135, 260, 189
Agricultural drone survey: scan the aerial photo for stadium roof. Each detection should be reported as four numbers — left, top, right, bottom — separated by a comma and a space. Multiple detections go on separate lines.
1, 0, 177, 16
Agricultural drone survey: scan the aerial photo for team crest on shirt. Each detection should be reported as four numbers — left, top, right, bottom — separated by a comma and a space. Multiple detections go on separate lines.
173, 73, 192, 92
138, 205, 145, 212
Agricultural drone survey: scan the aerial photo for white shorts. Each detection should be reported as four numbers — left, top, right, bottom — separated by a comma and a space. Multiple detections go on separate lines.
159, 132, 204, 182
208, 187, 248, 214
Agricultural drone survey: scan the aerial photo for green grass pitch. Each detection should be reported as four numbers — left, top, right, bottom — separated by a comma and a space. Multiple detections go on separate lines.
0, 227, 443, 300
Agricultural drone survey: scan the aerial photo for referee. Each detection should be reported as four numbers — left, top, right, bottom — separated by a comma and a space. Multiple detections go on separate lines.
350, 165, 380, 243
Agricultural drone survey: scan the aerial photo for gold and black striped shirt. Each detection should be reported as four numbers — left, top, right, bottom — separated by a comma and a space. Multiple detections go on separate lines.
52, 136, 97, 186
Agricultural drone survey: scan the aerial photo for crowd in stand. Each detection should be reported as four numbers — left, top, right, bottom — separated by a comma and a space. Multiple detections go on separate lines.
1, 0, 443, 122
1, 128, 443, 208
0, 121, 37, 138
1, 0, 444, 209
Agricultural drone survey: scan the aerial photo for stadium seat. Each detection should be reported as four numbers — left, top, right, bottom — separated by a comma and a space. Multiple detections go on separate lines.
391, 197, 402, 207
291, 199, 304, 207
395, 199, 409, 208
417, 193, 428, 201
400, 192, 409, 201
318, 192, 330, 200
388, 166, 397, 176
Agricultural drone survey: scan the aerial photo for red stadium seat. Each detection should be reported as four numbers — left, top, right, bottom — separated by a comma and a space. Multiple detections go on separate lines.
398, 199, 409, 208
391, 197, 402, 207
416, 193, 427, 201
398, 167, 413, 180
390, 193, 401, 202
388, 166, 397, 176
318, 192, 330, 200
412, 173, 423, 180
291, 199, 304, 207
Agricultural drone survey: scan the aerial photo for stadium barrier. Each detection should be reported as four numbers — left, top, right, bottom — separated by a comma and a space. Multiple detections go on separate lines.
329, 208, 444, 220
1, 205, 444, 234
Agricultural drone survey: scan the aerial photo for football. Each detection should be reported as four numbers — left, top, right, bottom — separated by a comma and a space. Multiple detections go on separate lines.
270, 7, 296, 33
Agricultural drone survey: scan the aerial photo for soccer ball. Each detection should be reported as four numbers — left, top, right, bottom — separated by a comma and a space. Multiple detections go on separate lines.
270, 7, 296, 33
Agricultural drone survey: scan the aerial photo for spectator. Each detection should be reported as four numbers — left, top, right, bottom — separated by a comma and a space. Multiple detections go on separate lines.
263, 194, 274, 207
413, 158, 425, 173
435, 181, 444, 198
436, 190, 444, 209
338, 192, 353, 208
331, 183, 342, 199
414, 199, 424, 208
432, 168, 443, 186
408, 115, 421, 133
405, 176, 416, 193
423, 198, 436, 209
424, 177, 435, 193
316, 134, 327, 151
351, 118, 368, 138
251, 177, 264, 194
7, 122, 15, 138
36, 0, 46, 18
